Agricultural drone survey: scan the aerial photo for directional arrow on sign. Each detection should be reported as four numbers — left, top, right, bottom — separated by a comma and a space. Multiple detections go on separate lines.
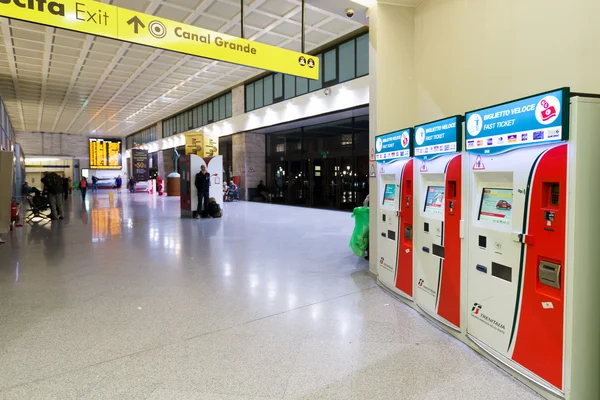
127, 16, 145, 34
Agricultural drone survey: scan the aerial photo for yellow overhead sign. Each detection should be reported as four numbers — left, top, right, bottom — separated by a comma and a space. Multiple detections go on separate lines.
0, 0, 319, 80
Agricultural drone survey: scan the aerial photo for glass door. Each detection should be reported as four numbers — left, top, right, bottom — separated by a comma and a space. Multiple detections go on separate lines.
271, 162, 287, 204
288, 160, 308, 205
338, 156, 357, 210
310, 157, 340, 209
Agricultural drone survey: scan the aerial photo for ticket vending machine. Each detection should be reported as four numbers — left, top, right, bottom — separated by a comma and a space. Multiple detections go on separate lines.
375, 129, 414, 299
464, 88, 600, 399
413, 116, 465, 331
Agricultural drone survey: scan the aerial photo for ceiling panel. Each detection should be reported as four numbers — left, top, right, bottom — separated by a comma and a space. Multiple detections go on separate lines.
0, 0, 364, 136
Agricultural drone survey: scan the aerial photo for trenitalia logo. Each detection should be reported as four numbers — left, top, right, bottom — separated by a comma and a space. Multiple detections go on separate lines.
417, 279, 436, 296
379, 257, 384, 265
471, 302, 506, 333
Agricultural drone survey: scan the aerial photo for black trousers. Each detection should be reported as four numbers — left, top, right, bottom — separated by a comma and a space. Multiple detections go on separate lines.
197, 191, 209, 215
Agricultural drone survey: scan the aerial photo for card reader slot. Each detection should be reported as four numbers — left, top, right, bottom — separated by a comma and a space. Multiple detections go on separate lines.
476, 264, 488, 273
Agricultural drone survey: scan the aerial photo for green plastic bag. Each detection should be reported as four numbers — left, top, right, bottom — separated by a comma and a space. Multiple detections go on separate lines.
350, 206, 370, 257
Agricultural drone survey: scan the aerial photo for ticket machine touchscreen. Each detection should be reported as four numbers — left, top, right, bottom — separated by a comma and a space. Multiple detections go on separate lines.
382, 183, 396, 207
423, 186, 445, 214
478, 188, 513, 225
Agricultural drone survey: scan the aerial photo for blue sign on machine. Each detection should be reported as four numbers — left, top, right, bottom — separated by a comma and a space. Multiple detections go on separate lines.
414, 116, 462, 160
465, 88, 569, 155
375, 128, 413, 162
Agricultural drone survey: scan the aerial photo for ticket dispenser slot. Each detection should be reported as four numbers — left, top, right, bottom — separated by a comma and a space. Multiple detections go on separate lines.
539, 261, 561, 289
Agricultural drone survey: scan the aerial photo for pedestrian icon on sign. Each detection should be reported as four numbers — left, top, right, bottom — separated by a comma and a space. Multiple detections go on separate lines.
307, 58, 315, 68
299, 56, 306, 66
473, 155, 485, 170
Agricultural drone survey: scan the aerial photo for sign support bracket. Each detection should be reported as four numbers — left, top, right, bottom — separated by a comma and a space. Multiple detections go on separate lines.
301, 0, 306, 53
240, 0, 245, 39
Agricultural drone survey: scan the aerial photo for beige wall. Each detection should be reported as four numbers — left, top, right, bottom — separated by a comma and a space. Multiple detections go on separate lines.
374, 4, 416, 134
368, 3, 416, 274
414, 0, 600, 124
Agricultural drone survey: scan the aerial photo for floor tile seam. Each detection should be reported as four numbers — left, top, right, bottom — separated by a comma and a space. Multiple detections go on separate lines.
182, 285, 382, 342
248, 286, 379, 399
278, 332, 308, 400
285, 371, 354, 400
0, 286, 379, 394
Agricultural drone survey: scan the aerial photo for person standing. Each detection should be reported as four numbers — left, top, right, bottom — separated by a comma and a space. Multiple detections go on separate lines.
42, 172, 64, 220
115, 175, 122, 190
91, 176, 98, 192
62, 176, 69, 201
194, 165, 210, 218
128, 177, 136, 193
257, 180, 271, 202
80, 177, 88, 200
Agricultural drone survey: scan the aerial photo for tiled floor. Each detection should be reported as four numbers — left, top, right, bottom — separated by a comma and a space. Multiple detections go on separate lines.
0, 192, 541, 399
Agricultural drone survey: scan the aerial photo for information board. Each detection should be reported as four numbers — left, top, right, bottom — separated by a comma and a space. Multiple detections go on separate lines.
90, 138, 122, 170
465, 88, 569, 155
131, 148, 149, 181
414, 116, 461, 160
375, 128, 412, 162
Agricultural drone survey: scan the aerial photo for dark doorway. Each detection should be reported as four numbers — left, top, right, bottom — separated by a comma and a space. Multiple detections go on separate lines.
263, 110, 369, 211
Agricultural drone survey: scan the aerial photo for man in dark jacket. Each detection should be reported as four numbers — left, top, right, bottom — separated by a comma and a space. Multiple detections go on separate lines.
194, 165, 210, 218
41, 172, 64, 220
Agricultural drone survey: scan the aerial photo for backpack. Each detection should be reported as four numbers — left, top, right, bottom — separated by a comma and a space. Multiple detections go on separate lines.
208, 202, 221, 218
45, 173, 62, 195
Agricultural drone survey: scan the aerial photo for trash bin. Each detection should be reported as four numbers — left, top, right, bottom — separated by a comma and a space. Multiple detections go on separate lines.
350, 206, 369, 257
167, 172, 181, 196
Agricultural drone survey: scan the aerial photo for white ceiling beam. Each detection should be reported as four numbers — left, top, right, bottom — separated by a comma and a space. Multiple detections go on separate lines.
64, 0, 164, 134
50, 35, 94, 132
37, 27, 54, 132
287, 0, 364, 25
91, 0, 271, 134
0, 18, 26, 130
117, 1, 333, 136
77, 0, 221, 134
108, 65, 245, 134
61, 45, 129, 133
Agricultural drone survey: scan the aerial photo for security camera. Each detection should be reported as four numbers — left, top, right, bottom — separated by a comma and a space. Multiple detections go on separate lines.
345, 8, 355, 18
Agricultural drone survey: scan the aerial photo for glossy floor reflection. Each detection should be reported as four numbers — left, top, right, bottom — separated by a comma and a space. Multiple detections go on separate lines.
0, 192, 540, 399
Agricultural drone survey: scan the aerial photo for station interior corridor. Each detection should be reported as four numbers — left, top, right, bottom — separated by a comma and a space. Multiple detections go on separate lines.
0, 192, 541, 399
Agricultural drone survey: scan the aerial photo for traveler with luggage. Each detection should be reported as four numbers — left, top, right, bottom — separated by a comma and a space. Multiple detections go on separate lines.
194, 165, 211, 218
